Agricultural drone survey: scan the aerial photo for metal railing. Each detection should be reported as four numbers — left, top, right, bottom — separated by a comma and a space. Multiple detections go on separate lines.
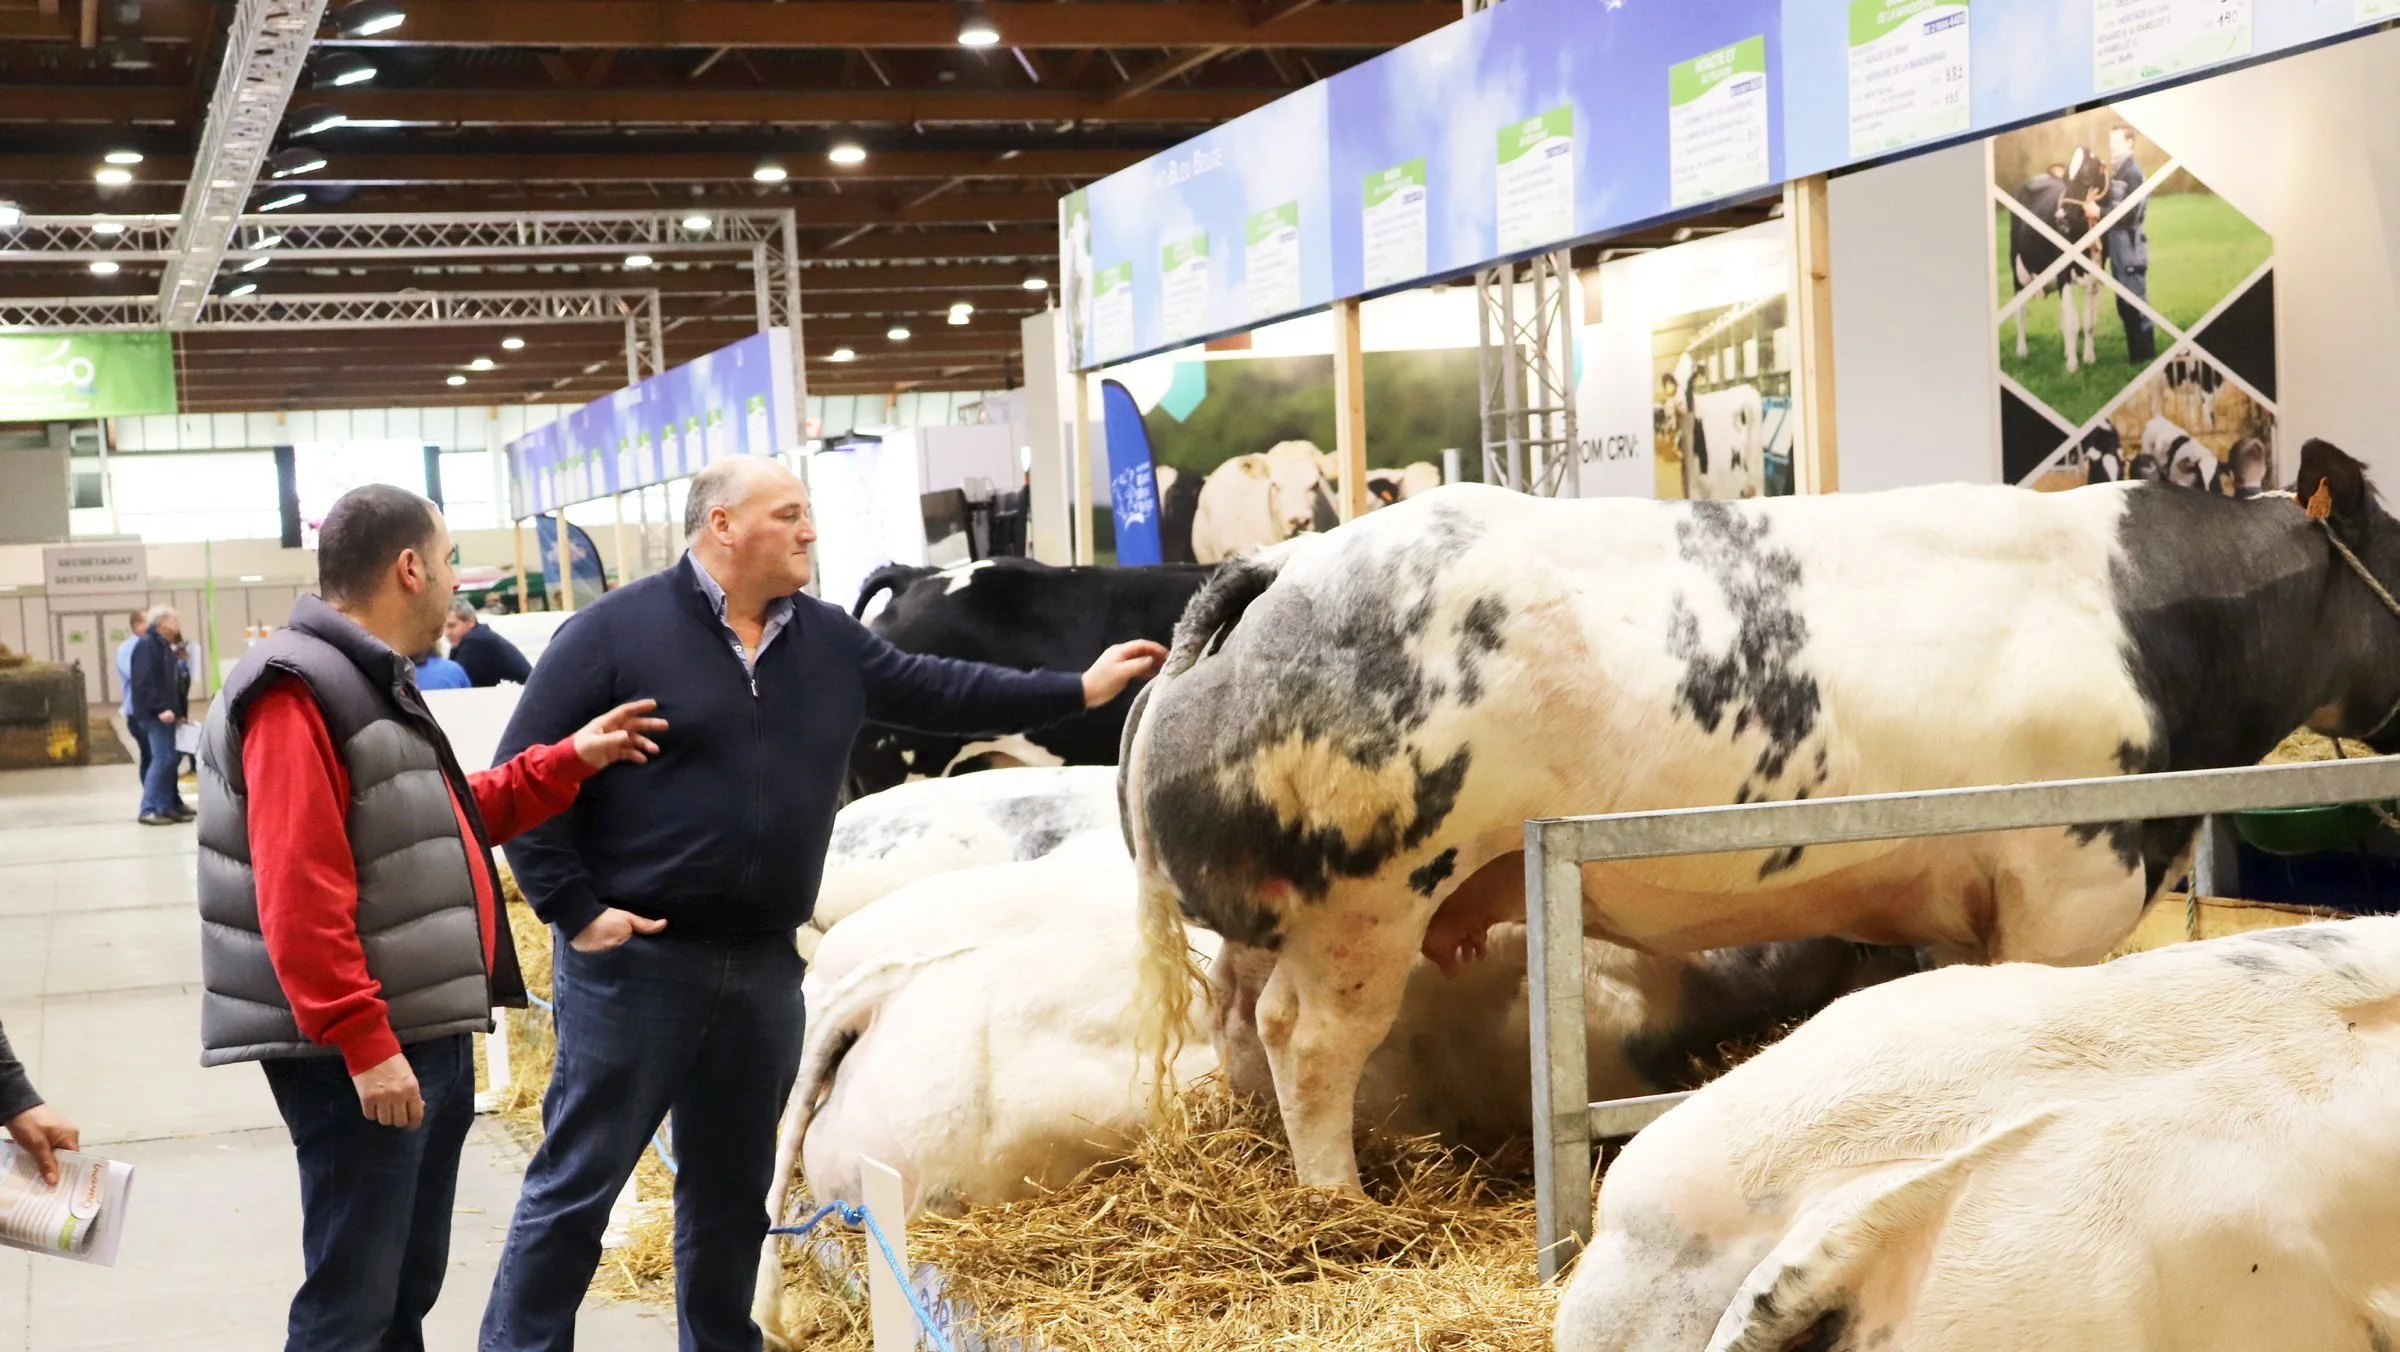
1522, 754, 2400, 1281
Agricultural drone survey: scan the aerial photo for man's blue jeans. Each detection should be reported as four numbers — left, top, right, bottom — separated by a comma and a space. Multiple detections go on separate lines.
137, 719, 182, 817
480, 930, 806, 1352
260, 1033, 477, 1352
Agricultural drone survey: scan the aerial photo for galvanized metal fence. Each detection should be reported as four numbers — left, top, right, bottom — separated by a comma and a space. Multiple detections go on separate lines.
1522, 754, 2400, 1281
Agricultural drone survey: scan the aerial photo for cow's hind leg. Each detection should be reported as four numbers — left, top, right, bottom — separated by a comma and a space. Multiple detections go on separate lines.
2059, 282, 2082, 375
2013, 257, 2033, 358
1256, 893, 1436, 1193
2081, 279, 2099, 367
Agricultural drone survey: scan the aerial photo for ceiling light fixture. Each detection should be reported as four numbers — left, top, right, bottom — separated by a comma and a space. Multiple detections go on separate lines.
238, 574, 265, 583
828, 141, 867, 167
948, 309, 970, 326
681, 212, 713, 232
469, 356, 494, 371
955, 0, 1000, 46
0, 203, 20, 228
103, 150, 143, 166
314, 52, 378, 87
249, 231, 284, 249
446, 374, 468, 386
752, 162, 788, 183
257, 191, 307, 211
238, 256, 270, 273
224, 281, 258, 299
94, 166, 133, 186
88, 260, 119, 276
92, 220, 125, 235
288, 105, 347, 137
331, 0, 407, 36
267, 148, 328, 178
624, 253, 654, 269
1021, 273, 1049, 291
886, 323, 911, 341
949, 299, 974, 315
828, 347, 856, 363
501, 335, 525, 351
108, 36, 153, 72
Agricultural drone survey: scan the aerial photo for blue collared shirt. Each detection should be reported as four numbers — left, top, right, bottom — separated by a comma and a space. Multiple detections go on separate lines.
685, 551, 794, 673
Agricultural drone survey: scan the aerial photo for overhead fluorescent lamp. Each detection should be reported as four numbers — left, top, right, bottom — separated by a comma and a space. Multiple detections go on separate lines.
828, 141, 867, 166
331, 0, 406, 36
956, 0, 999, 46
314, 53, 377, 87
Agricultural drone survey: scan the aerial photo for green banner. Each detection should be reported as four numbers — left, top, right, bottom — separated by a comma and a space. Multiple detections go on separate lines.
1096, 261, 1133, 295
1245, 202, 1299, 246
1671, 35, 1769, 106
1163, 233, 1209, 271
0, 331, 177, 421
1364, 159, 1426, 208
1851, 0, 1946, 45
1497, 106, 1574, 163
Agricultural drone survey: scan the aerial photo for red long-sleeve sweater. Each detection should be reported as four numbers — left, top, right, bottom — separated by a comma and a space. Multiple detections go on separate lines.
240, 674, 597, 1074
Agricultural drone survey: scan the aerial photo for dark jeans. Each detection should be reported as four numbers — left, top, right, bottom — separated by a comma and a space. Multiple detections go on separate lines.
261, 1033, 477, 1352
480, 930, 805, 1352
2115, 264, 2156, 364
129, 711, 150, 783
137, 719, 183, 817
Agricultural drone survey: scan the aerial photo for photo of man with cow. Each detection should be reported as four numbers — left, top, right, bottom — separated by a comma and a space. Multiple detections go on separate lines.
1994, 106, 2280, 493
1650, 293, 1796, 501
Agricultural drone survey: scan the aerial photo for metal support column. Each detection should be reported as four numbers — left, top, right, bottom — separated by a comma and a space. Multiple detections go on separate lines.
1475, 249, 1579, 496
1525, 827, 1591, 1284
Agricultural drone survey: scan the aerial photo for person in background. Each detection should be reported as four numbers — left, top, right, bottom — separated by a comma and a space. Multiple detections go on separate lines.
172, 632, 201, 778
0, 1015, 77, 1187
127, 604, 191, 826
2099, 122, 2156, 366
114, 608, 150, 785
196, 484, 662, 1352
413, 648, 473, 691
444, 599, 532, 688
479, 456, 1165, 1351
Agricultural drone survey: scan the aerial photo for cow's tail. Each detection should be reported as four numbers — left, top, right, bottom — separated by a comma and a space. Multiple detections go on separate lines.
1123, 661, 1211, 1118
850, 563, 937, 619
1163, 543, 1293, 676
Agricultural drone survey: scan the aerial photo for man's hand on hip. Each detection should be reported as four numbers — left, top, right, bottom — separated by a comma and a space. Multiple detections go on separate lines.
352, 1053, 424, 1130
573, 698, 669, 769
572, 907, 669, 953
1082, 640, 1167, 708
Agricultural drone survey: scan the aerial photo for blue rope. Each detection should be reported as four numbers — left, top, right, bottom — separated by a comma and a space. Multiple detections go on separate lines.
770, 1202, 960, 1352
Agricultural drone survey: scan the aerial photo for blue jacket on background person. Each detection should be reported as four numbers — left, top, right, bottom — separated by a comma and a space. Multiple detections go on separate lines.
413, 653, 473, 690
492, 553, 1088, 942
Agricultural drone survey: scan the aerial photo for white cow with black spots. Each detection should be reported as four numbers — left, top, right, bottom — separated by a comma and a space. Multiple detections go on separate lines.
1558, 920, 2400, 1352
799, 765, 1116, 959
1125, 441, 2400, 1194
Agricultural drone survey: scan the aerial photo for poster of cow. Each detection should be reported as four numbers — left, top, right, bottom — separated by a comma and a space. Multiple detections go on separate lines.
1573, 219, 1800, 502
1099, 345, 1465, 564
1992, 107, 2279, 495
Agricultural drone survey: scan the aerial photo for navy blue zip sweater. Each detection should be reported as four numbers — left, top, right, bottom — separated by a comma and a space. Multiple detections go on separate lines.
493, 555, 1088, 941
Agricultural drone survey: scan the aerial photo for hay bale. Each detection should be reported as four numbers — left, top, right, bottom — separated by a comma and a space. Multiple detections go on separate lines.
850, 1083, 1557, 1352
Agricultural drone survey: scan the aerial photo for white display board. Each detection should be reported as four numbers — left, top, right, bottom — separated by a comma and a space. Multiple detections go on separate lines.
424, 685, 524, 775
808, 425, 1021, 616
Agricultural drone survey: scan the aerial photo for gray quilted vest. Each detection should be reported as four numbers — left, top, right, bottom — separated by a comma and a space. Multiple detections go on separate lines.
196, 594, 527, 1067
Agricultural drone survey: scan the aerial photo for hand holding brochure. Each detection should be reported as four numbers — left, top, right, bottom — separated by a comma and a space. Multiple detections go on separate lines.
0, 1143, 135, 1266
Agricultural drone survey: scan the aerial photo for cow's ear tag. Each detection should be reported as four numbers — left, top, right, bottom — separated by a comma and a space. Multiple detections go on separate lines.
2306, 481, 2335, 521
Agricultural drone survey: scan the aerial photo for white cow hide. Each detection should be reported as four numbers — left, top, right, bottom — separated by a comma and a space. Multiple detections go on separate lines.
1558, 919, 2400, 1352
1190, 439, 1334, 563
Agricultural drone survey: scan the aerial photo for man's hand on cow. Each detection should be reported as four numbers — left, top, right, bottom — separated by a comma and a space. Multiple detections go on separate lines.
4, 1103, 80, 1186
352, 1052, 425, 1130
572, 698, 668, 769
1082, 640, 1168, 709
572, 907, 669, 953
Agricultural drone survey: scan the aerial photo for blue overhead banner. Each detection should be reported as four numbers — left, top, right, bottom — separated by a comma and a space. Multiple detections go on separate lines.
1099, 379, 1165, 567
1063, 0, 2388, 371
505, 327, 800, 519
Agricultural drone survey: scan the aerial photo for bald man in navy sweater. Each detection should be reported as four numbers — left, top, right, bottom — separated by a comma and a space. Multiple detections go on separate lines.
481, 456, 1163, 1352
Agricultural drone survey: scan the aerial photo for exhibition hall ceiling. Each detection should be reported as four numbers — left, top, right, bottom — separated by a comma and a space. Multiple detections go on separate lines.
0, 0, 1448, 409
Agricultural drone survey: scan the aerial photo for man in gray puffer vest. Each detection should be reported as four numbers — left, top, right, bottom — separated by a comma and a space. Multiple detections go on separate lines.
198, 484, 663, 1352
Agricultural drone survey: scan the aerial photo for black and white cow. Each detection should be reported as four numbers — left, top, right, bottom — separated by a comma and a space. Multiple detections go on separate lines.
1123, 440, 2400, 1193
2008, 149, 2113, 376
846, 556, 1215, 799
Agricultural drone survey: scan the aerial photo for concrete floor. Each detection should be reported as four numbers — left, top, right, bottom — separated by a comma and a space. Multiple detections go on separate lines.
0, 750, 675, 1350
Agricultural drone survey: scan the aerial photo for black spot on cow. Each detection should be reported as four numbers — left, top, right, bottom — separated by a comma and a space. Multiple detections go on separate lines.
830, 813, 931, 862
2220, 946, 2282, 979
1622, 941, 1929, 1090
1667, 504, 1822, 785
1453, 594, 1509, 706
1789, 1308, 1851, 1352
2067, 820, 2144, 874
1409, 847, 1459, 897
1866, 1324, 1896, 1349
2245, 924, 2354, 956
1139, 504, 1495, 936
990, 795, 1076, 861
1759, 845, 1805, 880
2369, 1323, 2393, 1352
